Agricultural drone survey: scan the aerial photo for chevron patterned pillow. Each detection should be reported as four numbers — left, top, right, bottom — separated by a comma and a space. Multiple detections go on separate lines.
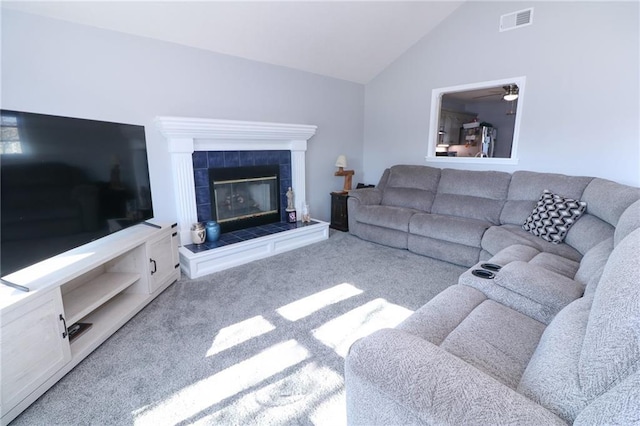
523, 190, 587, 244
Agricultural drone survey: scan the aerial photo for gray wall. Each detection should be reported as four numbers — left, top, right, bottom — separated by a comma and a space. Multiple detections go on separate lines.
363, 1, 640, 186
1, 9, 364, 223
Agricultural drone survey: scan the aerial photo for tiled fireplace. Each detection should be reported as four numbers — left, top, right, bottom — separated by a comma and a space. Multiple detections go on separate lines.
155, 117, 329, 278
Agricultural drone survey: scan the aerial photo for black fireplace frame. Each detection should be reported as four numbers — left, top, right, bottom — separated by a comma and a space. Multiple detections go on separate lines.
209, 165, 281, 233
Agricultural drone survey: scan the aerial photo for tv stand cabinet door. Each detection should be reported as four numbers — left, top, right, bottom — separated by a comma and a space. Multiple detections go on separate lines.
148, 228, 179, 293
1, 288, 71, 419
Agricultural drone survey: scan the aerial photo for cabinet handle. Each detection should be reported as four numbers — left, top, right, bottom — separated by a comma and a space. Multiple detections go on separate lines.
150, 258, 157, 275
59, 314, 68, 339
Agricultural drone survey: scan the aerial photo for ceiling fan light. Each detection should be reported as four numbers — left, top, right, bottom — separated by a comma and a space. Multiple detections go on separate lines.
503, 84, 519, 101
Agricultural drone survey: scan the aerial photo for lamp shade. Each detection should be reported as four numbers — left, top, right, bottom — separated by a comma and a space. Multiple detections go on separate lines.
335, 155, 347, 168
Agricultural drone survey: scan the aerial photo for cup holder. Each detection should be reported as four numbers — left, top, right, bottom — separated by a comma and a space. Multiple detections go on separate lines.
472, 269, 495, 279
480, 263, 502, 272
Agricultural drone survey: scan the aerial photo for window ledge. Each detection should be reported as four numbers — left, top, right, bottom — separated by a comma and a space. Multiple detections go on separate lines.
425, 156, 519, 166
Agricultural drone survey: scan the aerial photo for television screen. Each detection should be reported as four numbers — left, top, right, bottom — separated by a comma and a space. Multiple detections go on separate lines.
1, 110, 153, 278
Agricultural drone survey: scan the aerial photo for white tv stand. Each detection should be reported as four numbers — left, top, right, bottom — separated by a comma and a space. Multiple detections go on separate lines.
0, 222, 180, 425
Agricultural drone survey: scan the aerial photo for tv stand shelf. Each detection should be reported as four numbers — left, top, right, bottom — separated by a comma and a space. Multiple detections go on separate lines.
0, 222, 180, 426
63, 272, 140, 324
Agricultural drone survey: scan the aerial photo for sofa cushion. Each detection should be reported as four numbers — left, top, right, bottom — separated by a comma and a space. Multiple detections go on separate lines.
578, 227, 640, 397
573, 369, 640, 426
529, 252, 580, 279
613, 199, 640, 247
563, 214, 614, 255
580, 178, 640, 227
482, 224, 582, 262
353, 204, 415, 232
436, 168, 511, 199
440, 300, 546, 389
518, 297, 593, 423
346, 328, 567, 426
380, 165, 440, 211
574, 238, 613, 293
408, 235, 482, 268
500, 171, 592, 226
487, 244, 540, 266
409, 213, 491, 247
384, 164, 440, 191
522, 190, 587, 244
431, 169, 510, 224
381, 187, 435, 212
397, 284, 486, 345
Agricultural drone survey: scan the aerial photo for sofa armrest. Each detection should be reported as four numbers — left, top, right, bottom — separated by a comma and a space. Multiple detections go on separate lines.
459, 261, 584, 324
494, 261, 584, 308
348, 188, 382, 206
346, 328, 567, 425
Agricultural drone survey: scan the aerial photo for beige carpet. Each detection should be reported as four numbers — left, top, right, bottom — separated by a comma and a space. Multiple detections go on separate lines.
12, 231, 465, 425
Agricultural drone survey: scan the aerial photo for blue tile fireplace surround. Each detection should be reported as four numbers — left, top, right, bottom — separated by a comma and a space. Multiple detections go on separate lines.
193, 150, 292, 222
189, 150, 301, 253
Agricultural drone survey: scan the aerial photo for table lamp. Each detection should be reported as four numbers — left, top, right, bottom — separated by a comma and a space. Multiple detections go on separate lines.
334, 154, 354, 192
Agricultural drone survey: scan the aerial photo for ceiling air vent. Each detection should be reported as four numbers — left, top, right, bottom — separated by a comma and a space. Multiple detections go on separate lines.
500, 8, 533, 32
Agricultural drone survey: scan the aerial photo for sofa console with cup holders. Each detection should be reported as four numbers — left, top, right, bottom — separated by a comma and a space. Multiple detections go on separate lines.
345, 165, 640, 425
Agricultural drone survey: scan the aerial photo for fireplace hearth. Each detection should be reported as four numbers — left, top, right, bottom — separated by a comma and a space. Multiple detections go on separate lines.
156, 116, 329, 279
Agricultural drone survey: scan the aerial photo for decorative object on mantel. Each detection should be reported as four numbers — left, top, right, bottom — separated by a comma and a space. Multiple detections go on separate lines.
334, 154, 355, 193
190, 222, 206, 244
205, 220, 221, 242
286, 187, 297, 223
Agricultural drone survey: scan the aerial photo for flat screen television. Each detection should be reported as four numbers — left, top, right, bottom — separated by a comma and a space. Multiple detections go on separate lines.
1, 110, 154, 278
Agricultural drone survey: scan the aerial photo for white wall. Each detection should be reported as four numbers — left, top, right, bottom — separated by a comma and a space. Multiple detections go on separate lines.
1, 9, 364, 223
363, 1, 640, 187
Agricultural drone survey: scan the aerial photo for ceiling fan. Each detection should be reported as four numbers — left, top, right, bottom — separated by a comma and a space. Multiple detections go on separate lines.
473, 84, 519, 101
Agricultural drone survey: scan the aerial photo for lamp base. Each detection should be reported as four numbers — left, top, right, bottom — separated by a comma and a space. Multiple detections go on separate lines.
335, 169, 355, 192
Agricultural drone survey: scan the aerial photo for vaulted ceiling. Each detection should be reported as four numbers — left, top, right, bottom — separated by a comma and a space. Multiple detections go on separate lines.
2, 1, 464, 83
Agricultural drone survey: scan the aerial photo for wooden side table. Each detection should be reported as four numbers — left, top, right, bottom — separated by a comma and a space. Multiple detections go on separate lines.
330, 191, 349, 231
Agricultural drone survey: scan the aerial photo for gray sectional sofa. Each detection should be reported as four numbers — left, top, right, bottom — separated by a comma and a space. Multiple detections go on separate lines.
344, 165, 640, 425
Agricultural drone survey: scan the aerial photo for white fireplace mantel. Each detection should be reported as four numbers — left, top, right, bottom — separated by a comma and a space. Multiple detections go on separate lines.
155, 116, 318, 246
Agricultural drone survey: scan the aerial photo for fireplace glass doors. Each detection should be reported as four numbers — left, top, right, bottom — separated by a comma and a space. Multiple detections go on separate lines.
209, 165, 280, 232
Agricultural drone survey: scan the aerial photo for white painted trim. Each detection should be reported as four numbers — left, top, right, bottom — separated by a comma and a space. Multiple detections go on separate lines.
156, 117, 317, 142
425, 156, 519, 166
426, 76, 526, 163
154, 116, 317, 246
179, 220, 329, 278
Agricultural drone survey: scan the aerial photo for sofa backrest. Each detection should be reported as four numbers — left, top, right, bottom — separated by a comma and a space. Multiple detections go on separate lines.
564, 178, 640, 254
431, 169, 511, 224
613, 199, 640, 246
573, 200, 640, 296
379, 165, 441, 212
578, 227, 639, 399
517, 227, 640, 423
500, 170, 592, 227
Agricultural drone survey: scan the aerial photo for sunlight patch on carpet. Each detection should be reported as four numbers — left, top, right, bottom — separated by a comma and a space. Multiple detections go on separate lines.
206, 315, 276, 357
187, 362, 344, 425
311, 298, 412, 357
133, 339, 310, 425
276, 283, 363, 321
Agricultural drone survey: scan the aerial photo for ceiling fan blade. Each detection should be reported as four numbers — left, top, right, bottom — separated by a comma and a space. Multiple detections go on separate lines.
473, 93, 502, 99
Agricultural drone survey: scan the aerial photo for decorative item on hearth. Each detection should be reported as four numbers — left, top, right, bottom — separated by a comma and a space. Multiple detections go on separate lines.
286, 187, 297, 223
334, 154, 355, 193
301, 202, 311, 223
205, 220, 220, 242
190, 222, 206, 245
